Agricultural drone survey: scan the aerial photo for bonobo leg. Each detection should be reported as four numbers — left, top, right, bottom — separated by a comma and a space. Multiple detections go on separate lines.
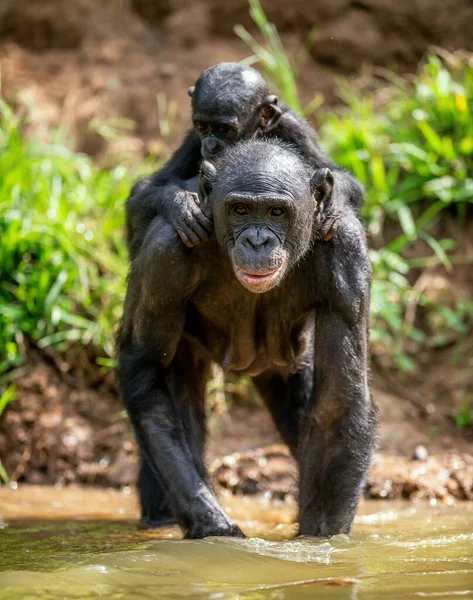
253, 364, 314, 456
298, 306, 377, 537
138, 351, 210, 527
138, 453, 175, 527
120, 343, 243, 539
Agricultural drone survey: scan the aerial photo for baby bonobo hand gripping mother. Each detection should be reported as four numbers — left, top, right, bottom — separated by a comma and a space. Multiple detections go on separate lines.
125, 62, 364, 259
118, 139, 377, 539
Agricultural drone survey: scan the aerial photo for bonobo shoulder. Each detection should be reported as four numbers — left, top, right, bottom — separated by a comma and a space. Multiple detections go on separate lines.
134, 216, 201, 294
130, 175, 153, 197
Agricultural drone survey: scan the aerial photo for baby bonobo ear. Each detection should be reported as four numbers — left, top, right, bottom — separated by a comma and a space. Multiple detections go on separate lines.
311, 168, 336, 241
199, 160, 217, 202
188, 86, 195, 98
258, 95, 282, 132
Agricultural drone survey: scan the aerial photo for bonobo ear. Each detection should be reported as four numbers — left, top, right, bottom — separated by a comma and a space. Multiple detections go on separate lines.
258, 95, 282, 132
310, 168, 334, 212
188, 86, 195, 98
199, 160, 217, 201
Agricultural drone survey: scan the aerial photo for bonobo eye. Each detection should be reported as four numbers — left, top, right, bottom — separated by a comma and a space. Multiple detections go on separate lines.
194, 122, 208, 134
269, 206, 285, 217
217, 125, 232, 136
233, 204, 249, 216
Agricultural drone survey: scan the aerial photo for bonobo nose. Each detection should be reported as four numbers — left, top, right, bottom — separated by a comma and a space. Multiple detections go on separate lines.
204, 137, 221, 155
242, 228, 274, 251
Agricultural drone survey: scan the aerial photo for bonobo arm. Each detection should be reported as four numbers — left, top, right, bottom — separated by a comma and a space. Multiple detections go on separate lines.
126, 129, 212, 259
298, 218, 377, 536
273, 109, 365, 212
118, 219, 242, 538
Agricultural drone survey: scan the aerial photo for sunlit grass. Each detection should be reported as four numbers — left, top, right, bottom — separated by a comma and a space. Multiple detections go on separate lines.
0, 98, 135, 379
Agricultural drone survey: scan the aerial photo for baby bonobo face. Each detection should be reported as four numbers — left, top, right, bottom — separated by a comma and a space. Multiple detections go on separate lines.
199, 140, 333, 294
189, 63, 281, 160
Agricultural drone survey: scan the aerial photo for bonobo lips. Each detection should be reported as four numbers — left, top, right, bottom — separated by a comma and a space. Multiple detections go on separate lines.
233, 265, 282, 293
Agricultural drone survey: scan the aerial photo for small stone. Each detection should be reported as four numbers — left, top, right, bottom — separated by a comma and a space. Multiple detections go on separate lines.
159, 63, 177, 78
412, 445, 429, 461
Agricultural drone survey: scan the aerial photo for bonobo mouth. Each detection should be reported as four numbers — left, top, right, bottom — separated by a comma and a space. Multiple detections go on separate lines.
233, 265, 282, 293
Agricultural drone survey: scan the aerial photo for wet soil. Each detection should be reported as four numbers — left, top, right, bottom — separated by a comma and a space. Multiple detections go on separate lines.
1, 347, 472, 500
213, 445, 473, 503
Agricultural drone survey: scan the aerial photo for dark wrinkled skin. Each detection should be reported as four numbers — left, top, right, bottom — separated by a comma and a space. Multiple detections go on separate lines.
118, 140, 377, 539
125, 62, 364, 259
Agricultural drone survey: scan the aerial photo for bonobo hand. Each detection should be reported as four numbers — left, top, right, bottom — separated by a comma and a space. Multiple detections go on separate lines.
172, 190, 213, 248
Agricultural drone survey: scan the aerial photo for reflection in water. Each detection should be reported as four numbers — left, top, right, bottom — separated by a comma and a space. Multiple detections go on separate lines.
0, 487, 472, 599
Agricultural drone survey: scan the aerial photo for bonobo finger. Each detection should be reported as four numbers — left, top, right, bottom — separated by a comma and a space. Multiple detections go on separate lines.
189, 192, 201, 207
184, 217, 210, 242
175, 228, 195, 248
194, 209, 213, 232
181, 221, 204, 246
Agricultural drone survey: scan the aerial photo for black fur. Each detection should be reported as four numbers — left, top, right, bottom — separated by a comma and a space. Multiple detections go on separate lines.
126, 62, 364, 259
118, 139, 377, 539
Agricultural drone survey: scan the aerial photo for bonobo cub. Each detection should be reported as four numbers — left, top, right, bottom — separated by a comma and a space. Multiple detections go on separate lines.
118, 139, 377, 539
126, 62, 364, 259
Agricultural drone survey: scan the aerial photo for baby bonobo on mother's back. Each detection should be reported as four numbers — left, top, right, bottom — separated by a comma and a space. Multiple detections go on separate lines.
125, 62, 364, 258
118, 139, 377, 539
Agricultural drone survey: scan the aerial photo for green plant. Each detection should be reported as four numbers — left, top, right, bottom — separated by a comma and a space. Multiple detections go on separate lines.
235, 0, 323, 117
0, 98, 138, 380
156, 93, 179, 141
451, 401, 473, 430
319, 53, 473, 368
321, 53, 473, 244
0, 384, 15, 482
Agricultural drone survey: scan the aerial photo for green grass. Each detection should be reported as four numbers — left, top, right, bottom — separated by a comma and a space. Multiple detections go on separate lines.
235, 0, 323, 117
0, 99, 134, 379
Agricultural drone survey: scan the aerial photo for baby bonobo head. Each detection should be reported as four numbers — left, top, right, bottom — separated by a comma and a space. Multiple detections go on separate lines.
199, 140, 334, 293
188, 63, 282, 159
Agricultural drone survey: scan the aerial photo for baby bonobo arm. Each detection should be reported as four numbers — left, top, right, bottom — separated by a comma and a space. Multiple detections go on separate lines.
125, 130, 212, 259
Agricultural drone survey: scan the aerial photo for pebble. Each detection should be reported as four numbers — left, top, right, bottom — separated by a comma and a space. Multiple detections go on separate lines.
412, 445, 429, 461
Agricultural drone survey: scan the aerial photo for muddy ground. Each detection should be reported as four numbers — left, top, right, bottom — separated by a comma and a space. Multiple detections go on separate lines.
0, 347, 472, 501
0, 0, 472, 499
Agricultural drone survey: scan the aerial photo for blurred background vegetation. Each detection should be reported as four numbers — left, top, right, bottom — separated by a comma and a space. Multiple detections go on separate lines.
0, 0, 472, 484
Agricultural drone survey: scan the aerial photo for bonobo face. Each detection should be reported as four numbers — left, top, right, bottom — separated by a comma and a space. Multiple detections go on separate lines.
200, 141, 333, 294
223, 190, 295, 293
189, 63, 282, 160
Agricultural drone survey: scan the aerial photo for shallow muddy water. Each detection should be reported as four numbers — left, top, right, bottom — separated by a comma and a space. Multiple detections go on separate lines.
0, 487, 472, 599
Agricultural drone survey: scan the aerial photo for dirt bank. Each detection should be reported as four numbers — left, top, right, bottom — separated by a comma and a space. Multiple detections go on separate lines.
213, 445, 473, 503
1, 349, 472, 500
0, 0, 472, 160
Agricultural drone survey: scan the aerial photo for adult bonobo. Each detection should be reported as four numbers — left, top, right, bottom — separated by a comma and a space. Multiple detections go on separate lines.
125, 62, 364, 258
118, 139, 377, 539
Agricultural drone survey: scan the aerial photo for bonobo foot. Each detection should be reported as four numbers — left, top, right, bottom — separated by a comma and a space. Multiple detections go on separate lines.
172, 190, 213, 248
186, 521, 245, 540
139, 514, 177, 529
